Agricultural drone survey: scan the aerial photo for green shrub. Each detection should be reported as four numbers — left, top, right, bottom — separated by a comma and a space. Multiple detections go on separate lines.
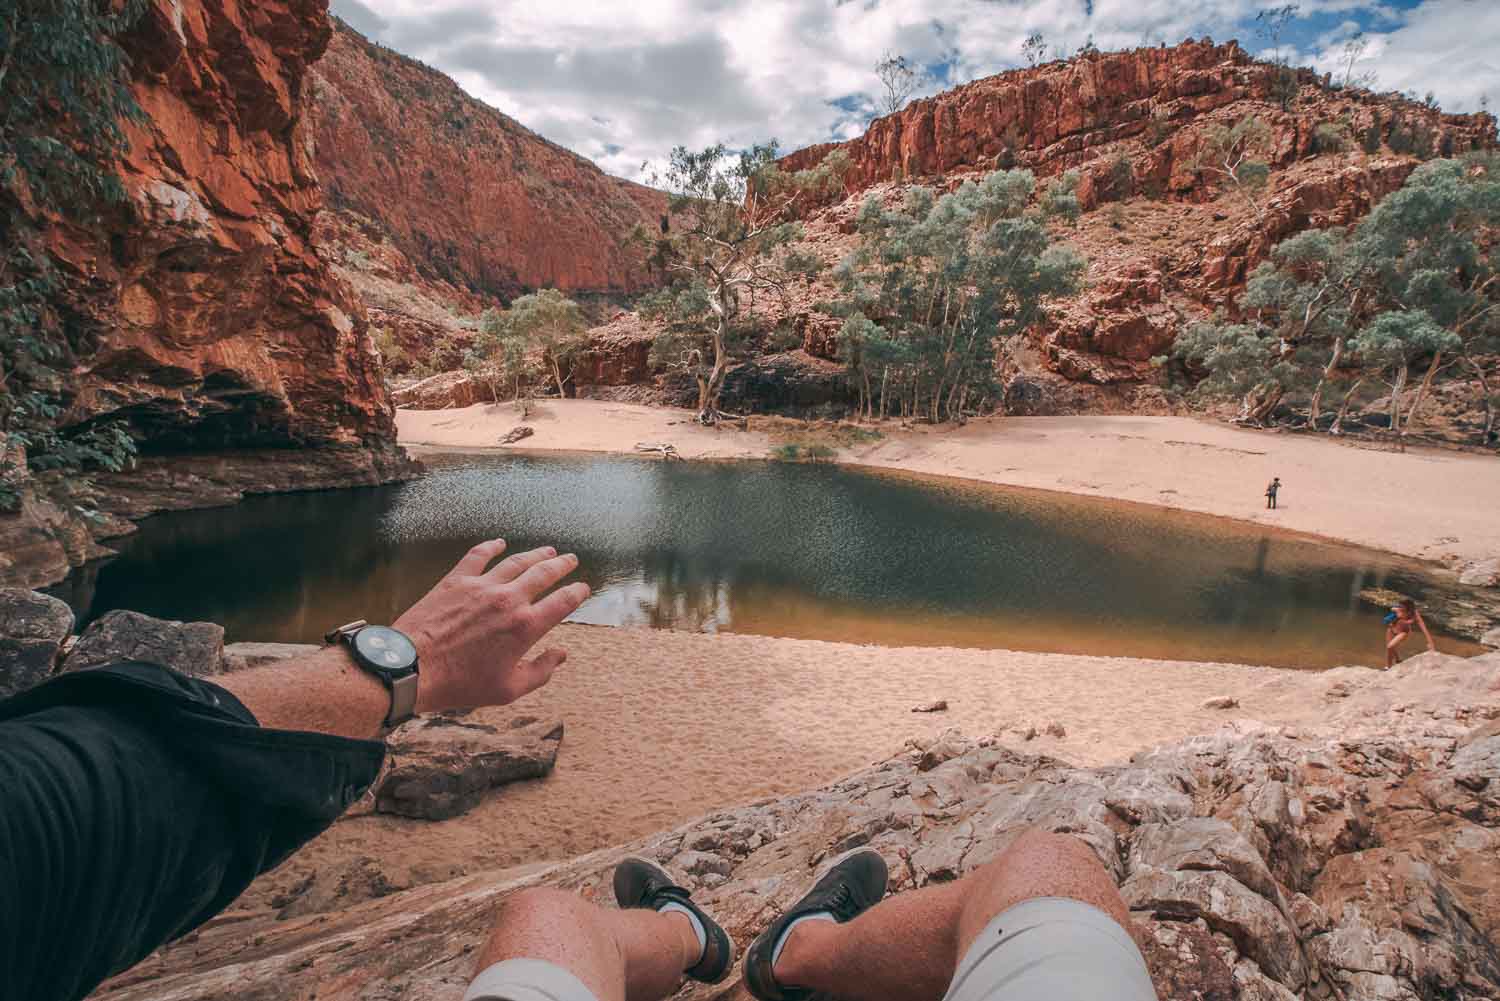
1312, 122, 1349, 155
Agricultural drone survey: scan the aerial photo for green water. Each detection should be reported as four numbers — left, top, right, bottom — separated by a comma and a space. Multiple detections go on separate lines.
50, 452, 1477, 668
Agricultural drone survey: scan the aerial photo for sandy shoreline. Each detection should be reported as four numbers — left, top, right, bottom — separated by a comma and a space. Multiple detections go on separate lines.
259, 624, 1414, 907
398, 401, 1500, 566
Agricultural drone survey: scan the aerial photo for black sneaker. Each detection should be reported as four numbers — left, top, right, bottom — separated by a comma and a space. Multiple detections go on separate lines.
743, 848, 889, 1001
613, 857, 735, 984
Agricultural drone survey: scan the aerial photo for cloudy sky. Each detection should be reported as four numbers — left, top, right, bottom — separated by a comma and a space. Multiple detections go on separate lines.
331, 0, 1498, 181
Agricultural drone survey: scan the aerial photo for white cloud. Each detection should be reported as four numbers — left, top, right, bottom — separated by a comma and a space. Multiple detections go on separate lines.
331, 0, 1496, 181
1309, 0, 1498, 110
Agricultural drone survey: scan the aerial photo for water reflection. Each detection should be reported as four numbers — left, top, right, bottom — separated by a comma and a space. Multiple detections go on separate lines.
50, 453, 1479, 669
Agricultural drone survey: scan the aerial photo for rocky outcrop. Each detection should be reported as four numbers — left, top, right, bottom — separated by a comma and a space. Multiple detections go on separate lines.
94, 651, 1500, 1001
780, 41, 1490, 209
0, 589, 74, 699
392, 371, 495, 411
1, 0, 420, 589
375, 713, 565, 821
309, 19, 666, 302
778, 41, 1496, 387
48, 0, 399, 453
61, 609, 226, 678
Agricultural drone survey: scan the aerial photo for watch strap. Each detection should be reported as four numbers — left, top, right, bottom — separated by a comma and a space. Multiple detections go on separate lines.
387, 672, 419, 728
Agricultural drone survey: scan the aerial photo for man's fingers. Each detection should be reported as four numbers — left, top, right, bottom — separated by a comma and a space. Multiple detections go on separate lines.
515, 553, 580, 601
486, 545, 557, 583
513, 648, 567, 699
454, 538, 507, 575
530, 581, 591, 631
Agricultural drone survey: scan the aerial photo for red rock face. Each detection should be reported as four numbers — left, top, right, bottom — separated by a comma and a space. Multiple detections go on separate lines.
308, 20, 667, 302
780, 41, 1496, 386
47, 0, 396, 450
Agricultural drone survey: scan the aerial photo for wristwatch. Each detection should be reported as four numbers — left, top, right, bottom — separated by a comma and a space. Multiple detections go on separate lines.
324, 620, 420, 728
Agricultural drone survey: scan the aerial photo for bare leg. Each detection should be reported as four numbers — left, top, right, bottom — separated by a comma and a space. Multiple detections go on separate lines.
1387, 628, 1409, 668
775, 830, 1133, 1001
473, 888, 701, 1001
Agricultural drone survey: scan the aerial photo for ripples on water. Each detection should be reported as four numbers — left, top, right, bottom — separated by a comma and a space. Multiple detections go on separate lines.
51, 452, 1478, 668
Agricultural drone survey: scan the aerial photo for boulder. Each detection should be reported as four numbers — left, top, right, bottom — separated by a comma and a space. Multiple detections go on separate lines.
0, 589, 75, 698
1459, 558, 1500, 588
1204, 696, 1240, 710
61, 609, 225, 678
391, 371, 496, 411
375, 713, 565, 821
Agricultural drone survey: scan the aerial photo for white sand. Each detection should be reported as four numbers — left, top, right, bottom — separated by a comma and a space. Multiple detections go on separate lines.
398, 402, 1500, 565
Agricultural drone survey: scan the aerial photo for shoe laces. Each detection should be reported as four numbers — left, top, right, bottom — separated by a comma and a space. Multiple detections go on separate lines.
828, 882, 856, 917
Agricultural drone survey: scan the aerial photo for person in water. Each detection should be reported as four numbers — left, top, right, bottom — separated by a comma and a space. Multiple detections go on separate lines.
0, 540, 1160, 1001
1385, 597, 1435, 666
1265, 476, 1281, 509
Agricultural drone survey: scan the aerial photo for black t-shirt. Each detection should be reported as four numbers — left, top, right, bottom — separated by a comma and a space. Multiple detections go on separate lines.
0, 662, 384, 1001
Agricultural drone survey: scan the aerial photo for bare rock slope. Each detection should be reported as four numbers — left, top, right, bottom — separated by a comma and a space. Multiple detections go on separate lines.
97, 650, 1500, 1000
309, 19, 666, 313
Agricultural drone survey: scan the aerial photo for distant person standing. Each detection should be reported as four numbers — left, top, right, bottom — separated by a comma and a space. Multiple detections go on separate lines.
1265, 477, 1282, 510
1385, 597, 1435, 667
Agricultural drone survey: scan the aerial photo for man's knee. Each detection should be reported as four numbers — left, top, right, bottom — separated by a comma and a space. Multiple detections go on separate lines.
494, 887, 586, 924
1001, 829, 1108, 876
962, 828, 1126, 928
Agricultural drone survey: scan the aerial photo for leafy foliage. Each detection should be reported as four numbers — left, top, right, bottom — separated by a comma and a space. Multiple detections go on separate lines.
1, 0, 146, 509
638, 143, 847, 422
1194, 117, 1273, 216
1174, 157, 1500, 444
504, 289, 589, 398
467, 308, 541, 406
824, 169, 1086, 423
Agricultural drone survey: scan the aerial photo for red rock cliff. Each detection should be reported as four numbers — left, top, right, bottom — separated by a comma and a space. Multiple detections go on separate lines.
0, 0, 412, 590
309, 20, 666, 301
48, 0, 400, 452
778, 41, 1496, 389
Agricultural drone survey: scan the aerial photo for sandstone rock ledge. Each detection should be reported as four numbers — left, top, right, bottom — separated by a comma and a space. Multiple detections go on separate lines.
96, 652, 1500, 1001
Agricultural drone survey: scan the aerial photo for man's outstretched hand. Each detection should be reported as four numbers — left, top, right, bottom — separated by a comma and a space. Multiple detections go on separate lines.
398, 539, 591, 712
217, 539, 590, 739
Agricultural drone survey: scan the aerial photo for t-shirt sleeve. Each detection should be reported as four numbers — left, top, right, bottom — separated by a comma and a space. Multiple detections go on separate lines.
0, 662, 385, 1001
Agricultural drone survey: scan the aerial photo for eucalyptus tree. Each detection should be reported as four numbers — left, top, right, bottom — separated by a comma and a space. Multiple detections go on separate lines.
875, 52, 921, 116
1, 0, 144, 507
505, 289, 590, 398
828, 169, 1086, 422
1175, 157, 1500, 446
1194, 117, 1273, 218
639, 143, 848, 423
466, 309, 536, 407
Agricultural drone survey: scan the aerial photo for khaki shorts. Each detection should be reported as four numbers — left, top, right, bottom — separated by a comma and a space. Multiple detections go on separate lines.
464, 958, 600, 1001
942, 896, 1158, 1001
464, 897, 1157, 1001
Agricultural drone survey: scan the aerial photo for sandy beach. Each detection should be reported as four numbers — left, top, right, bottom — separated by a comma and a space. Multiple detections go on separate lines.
399, 401, 1500, 566
256, 623, 1425, 908
229, 404, 1500, 912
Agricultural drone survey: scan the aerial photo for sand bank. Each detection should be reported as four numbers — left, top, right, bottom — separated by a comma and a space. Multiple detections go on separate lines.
257, 625, 1457, 904
398, 402, 1500, 566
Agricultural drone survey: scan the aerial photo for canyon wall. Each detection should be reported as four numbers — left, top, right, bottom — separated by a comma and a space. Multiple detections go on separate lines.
309, 20, 666, 312
774, 41, 1496, 390
0, 0, 415, 590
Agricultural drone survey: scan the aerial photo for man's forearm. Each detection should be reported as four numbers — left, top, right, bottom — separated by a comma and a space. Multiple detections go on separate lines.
216, 646, 390, 739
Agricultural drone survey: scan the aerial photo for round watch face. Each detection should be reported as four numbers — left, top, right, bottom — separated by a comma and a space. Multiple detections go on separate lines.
351, 626, 418, 676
